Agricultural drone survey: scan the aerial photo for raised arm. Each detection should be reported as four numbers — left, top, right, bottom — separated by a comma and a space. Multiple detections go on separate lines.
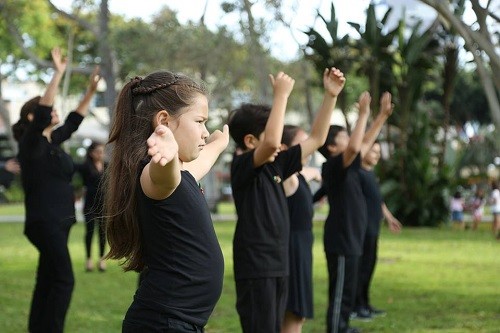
253, 72, 295, 167
300, 67, 345, 160
343, 92, 371, 168
140, 125, 181, 200
39, 47, 67, 107
360, 92, 393, 157
184, 124, 230, 181
74, 66, 100, 117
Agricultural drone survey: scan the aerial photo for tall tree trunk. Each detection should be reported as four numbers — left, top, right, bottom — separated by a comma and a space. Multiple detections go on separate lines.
98, 0, 118, 122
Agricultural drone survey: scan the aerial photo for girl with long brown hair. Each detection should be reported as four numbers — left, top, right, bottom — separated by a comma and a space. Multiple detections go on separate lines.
104, 70, 229, 332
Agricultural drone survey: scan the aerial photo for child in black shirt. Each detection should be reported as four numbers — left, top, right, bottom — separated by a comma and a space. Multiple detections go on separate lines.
355, 142, 402, 320
318, 92, 394, 333
104, 71, 229, 331
74, 141, 107, 272
229, 68, 345, 333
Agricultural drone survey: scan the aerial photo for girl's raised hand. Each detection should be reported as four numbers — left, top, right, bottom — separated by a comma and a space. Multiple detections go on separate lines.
268, 72, 295, 98
379, 92, 393, 117
323, 67, 346, 97
51, 47, 67, 74
147, 125, 178, 166
87, 66, 101, 93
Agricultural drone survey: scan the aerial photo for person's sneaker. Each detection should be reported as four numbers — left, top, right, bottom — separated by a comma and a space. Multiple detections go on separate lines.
368, 305, 387, 317
351, 307, 372, 321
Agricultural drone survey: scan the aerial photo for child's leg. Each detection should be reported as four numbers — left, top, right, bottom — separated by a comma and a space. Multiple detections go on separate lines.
326, 253, 360, 333
236, 277, 286, 333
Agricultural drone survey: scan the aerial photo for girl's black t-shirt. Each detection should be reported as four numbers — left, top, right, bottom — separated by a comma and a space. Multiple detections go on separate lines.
74, 161, 106, 214
288, 173, 314, 231
136, 170, 224, 327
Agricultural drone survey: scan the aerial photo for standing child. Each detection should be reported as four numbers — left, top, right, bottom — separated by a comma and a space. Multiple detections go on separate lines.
317, 91, 394, 333
353, 142, 402, 321
490, 182, 500, 239
228, 68, 345, 333
12, 47, 100, 333
280, 125, 322, 333
450, 191, 465, 229
470, 189, 485, 231
74, 141, 107, 272
104, 71, 229, 332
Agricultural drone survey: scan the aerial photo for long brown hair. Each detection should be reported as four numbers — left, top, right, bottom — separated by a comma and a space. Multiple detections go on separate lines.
104, 71, 207, 272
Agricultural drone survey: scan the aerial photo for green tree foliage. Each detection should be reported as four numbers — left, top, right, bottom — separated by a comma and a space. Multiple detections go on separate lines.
382, 106, 453, 227
348, 3, 397, 112
306, 2, 456, 226
303, 3, 356, 129
450, 70, 490, 125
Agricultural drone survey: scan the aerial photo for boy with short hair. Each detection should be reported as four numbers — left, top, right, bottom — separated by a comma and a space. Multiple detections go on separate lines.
229, 68, 345, 332
318, 92, 393, 333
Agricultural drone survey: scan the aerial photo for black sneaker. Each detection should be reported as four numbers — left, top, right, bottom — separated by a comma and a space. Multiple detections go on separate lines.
351, 307, 372, 321
368, 305, 387, 317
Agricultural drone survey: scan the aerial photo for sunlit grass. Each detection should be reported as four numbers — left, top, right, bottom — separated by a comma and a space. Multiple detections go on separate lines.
0, 207, 498, 332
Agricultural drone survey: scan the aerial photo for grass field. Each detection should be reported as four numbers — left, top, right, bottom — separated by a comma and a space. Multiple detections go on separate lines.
0, 203, 498, 332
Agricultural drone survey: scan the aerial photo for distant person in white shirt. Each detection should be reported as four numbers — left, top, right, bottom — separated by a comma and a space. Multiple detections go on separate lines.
450, 191, 465, 229
489, 182, 500, 239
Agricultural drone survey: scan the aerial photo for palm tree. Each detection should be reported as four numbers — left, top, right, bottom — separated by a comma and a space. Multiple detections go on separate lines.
348, 3, 397, 113
303, 3, 355, 130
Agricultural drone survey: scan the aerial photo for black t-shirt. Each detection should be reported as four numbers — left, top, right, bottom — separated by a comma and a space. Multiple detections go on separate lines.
136, 170, 224, 327
231, 144, 302, 280
74, 161, 106, 214
359, 168, 383, 236
322, 153, 367, 255
18, 104, 83, 230
288, 173, 314, 231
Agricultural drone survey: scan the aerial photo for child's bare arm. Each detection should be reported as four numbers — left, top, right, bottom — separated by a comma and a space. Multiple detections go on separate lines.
343, 91, 371, 168
184, 124, 230, 181
39, 47, 67, 107
141, 125, 181, 200
300, 67, 345, 160
361, 92, 393, 157
75, 66, 100, 117
253, 72, 295, 167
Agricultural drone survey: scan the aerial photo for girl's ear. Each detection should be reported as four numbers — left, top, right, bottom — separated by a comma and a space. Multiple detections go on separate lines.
27, 113, 34, 122
153, 110, 170, 127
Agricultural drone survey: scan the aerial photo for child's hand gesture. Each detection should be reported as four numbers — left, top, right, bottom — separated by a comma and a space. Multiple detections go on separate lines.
379, 92, 393, 117
147, 125, 178, 166
323, 67, 346, 97
268, 72, 295, 98
86, 66, 101, 93
357, 91, 371, 116
51, 47, 67, 74
207, 124, 230, 150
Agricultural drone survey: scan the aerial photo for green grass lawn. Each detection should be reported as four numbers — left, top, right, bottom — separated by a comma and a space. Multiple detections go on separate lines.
0, 207, 498, 332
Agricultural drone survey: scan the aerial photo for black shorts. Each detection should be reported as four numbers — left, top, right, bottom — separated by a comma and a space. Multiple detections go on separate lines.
235, 276, 288, 333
